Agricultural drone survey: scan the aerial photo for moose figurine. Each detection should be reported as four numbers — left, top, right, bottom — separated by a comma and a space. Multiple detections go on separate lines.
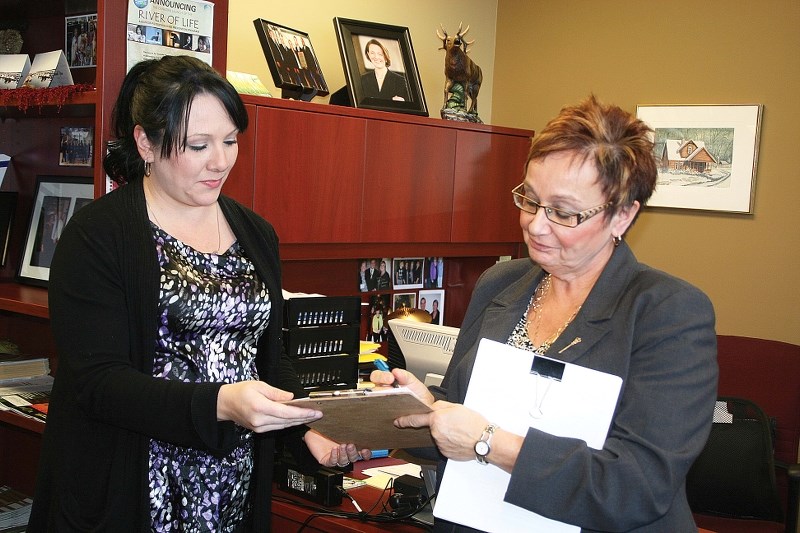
437, 23, 483, 123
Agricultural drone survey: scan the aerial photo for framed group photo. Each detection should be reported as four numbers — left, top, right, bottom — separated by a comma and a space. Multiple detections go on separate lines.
636, 104, 763, 213
65, 14, 97, 68
333, 17, 427, 116
392, 257, 424, 289
59, 126, 94, 167
18, 176, 93, 286
359, 257, 392, 292
253, 19, 328, 100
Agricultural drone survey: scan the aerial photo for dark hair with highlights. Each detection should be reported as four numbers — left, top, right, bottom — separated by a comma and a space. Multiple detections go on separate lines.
103, 55, 248, 185
526, 95, 657, 220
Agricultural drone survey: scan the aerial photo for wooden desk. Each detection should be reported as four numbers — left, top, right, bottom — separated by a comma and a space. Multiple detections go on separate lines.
271, 457, 430, 532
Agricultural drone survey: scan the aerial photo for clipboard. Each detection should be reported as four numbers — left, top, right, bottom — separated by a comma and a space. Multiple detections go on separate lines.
286, 387, 434, 449
434, 339, 623, 533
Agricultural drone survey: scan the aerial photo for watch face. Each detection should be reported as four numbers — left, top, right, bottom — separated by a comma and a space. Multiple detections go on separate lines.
475, 440, 490, 456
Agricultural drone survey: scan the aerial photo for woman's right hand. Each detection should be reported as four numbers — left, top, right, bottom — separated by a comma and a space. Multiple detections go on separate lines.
369, 368, 435, 406
217, 381, 321, 433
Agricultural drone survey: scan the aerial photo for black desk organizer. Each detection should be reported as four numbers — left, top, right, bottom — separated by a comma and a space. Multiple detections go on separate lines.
283, 296, 361, 392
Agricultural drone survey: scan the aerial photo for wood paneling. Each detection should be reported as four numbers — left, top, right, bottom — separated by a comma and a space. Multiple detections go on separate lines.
452, 130, 531, 242
362, 121, 456, 242
253, 108, 365, 243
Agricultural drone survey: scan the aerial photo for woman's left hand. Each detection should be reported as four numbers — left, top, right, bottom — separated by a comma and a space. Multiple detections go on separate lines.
304, 429, 372, 468
395, 401, 487, 461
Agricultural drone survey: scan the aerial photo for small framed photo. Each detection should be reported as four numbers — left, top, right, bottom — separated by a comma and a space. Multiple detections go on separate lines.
392, 257, 424, 290
393, 292, 416, 313
333, 17, 427, 116
636, 104, 763, 213
253, 19, 329, 101
365, 293, 391, 342
423, 257, 444, 288
59, 126, 94, 167
18, 176, 93, 286
65, 14, 98, 68
419, 289, 445, 325
359, 257, 392, 292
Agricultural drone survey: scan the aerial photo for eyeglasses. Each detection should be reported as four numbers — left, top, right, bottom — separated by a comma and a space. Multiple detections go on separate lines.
511, 183, 612, 228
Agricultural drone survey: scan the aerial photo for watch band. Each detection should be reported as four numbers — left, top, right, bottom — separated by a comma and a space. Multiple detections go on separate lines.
474, 423, 497, 465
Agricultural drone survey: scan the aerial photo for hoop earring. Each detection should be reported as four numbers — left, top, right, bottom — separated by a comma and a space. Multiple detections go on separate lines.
612, 235, 622, 247
144, 161, 152, 177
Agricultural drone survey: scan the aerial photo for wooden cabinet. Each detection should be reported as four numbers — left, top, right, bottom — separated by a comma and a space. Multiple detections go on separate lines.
235, 95, 533, 248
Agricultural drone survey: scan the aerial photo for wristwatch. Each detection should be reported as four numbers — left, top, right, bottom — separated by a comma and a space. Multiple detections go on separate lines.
474, 424, 497, 465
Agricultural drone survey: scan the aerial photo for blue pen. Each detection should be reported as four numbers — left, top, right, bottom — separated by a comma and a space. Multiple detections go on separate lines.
370, 449, 390, 458
373, 359, 400, 387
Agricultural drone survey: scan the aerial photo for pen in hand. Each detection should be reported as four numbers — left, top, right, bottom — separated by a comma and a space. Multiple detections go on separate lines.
373, 359, 400, 388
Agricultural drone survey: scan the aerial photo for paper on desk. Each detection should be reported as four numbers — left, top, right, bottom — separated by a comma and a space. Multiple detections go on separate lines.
434, 339, 622, 533
362, 463, 422, 479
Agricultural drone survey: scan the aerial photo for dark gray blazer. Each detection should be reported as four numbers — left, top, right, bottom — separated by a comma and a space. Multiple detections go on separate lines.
435, 243, 718, 532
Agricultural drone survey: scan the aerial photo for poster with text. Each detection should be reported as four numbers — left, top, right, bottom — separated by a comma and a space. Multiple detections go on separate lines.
126, 0, 214, 72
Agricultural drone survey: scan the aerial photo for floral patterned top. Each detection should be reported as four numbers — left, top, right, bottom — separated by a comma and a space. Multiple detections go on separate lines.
147, 224, 271, 532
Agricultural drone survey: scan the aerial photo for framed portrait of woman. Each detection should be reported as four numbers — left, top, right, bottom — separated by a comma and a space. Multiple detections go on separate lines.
333, 18, 427, 116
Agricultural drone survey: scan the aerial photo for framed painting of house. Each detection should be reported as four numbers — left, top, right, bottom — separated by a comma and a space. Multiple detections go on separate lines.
636, 104, 762, 213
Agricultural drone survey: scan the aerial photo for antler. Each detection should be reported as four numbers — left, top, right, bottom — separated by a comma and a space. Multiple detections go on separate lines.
456, 22, 470, 38
436, 24, 447, 41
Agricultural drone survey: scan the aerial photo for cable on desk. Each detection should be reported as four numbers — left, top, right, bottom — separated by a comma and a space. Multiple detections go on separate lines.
274, 476, 433, 532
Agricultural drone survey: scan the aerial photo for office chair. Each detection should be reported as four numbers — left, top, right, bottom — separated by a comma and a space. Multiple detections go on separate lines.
689, 335, 800, 533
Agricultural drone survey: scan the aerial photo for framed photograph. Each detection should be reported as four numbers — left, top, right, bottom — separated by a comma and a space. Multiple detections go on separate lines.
359, 257, 392, 292
65, 14, 98, 68
636, 104, 763, 213
18, 176, 93, 286
393, 292, 416, 313
253, 19, 329, 101
59, 126, 94, 167
0, 192, 17, 267
365, 293, 391, 342
419, 289, 445, 325
333, 17, 427, 116
392, 257, 424, 290
423, 257, 444, 289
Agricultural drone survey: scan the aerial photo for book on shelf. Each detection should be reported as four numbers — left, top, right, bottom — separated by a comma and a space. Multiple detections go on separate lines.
0, 374, 53, 423
0, 485, 33, 531
0, 353, 50, 382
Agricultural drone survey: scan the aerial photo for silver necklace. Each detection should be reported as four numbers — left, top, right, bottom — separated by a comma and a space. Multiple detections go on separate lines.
147, 201, 222, 254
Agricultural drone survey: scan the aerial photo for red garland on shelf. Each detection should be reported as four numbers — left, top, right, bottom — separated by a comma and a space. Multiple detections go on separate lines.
0, 84, 95, 113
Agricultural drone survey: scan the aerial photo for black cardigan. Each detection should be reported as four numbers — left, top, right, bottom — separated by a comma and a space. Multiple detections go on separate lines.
29, 179, 305, 532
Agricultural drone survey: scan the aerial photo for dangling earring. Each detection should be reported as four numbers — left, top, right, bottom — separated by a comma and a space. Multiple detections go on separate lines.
612, 235, 622, 247
144, 161, 152, 177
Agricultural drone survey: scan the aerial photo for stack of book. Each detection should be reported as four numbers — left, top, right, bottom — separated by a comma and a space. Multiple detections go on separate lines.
0, 354, 52, 423
0, 354, 50, 382
0, 485, 33, 532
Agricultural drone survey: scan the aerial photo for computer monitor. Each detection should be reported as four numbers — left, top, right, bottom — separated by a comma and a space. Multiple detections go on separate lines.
387, 318, 459, 387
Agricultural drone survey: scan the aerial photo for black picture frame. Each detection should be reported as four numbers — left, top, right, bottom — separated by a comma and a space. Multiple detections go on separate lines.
253, 19, 329, 101
17, 175, 93, 287
0, 192, 17, 267
333, 17, 427, 117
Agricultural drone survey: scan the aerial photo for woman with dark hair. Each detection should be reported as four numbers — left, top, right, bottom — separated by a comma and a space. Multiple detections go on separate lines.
29, 55, 370, 532
374, 95, 718, 531
360, 38, 410, 101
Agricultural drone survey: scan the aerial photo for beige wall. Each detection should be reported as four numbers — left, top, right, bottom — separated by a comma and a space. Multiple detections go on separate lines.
226, 1, 498, 122
492, 0, 799, 345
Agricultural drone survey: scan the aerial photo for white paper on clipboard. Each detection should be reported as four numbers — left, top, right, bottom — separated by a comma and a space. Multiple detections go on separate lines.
434, 338, 623, 533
